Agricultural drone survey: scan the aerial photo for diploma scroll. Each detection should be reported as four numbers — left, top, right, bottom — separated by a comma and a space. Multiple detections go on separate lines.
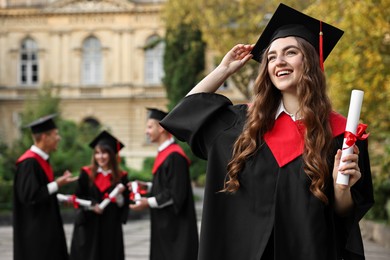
336, 90, 364, 185
130, 182, 142, 205
57, 193, 92, 208
98, 183, 125, 210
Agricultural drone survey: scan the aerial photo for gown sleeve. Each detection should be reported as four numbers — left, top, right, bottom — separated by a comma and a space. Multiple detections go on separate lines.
74, 170, 92, 201
160, 92, 238, 159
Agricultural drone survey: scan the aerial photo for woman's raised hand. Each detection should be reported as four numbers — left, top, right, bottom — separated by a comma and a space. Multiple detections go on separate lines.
219, 44, 254, 75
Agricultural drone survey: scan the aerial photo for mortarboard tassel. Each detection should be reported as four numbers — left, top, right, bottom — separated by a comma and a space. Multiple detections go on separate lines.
319, 21, 324, 71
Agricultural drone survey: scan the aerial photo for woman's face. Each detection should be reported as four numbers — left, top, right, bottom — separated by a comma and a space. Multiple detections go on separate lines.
267, 36, 304, 95
94, 146, 110, 169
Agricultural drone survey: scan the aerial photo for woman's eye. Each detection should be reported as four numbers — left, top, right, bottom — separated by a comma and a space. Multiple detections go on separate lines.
286, 50, 297, 56
268, 56, 276, 62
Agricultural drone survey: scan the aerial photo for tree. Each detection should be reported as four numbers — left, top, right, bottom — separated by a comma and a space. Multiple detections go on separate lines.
163, 0, 319, 98
164, 0, 389, 139
303, 0, 390, 223
163, 23, 206, 109
4, 83, 99, 179
306, 0, 390, 141
162, 1, 208, 181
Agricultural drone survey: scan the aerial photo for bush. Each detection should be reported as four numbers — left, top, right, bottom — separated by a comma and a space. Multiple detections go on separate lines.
127, 157, 154, 182
366, 175, 390, 224
365, 140, 390, 224
0, 181, 13, 211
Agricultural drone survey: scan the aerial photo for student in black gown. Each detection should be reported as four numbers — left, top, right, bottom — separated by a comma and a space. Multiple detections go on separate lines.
13, 114, 78, 260
70, 130, 129, 260
129, 108, 198, 260
160, 4, 374, 260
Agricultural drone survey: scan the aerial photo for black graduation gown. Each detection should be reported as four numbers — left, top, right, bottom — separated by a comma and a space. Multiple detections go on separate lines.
149, 146, 199, 260
13, 156, 69, 260
160, 93, 374, 260
70, 168, 129, 260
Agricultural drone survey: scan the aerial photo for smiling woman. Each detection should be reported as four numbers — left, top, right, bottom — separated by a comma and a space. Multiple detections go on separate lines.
159, 3, 374, 260
69, 130, 129, 260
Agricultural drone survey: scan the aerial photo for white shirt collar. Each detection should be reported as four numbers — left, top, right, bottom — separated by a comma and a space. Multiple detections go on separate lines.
158, 137, 175, 152
30, 145, 49, 160
275, 101, 301, 122
97, 167, 112, 176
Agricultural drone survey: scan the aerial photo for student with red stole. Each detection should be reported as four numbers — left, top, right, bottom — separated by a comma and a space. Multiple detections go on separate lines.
13, 114, 77, 260
160, 4, 374, 260
129, 108, 198, 260
70, 130, 129, 260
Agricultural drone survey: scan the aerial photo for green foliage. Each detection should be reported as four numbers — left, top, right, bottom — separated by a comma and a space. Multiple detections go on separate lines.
366, 176, 390, 223
307, 0, 390, 141
0, 181, 13, 211
366, 140, 390, 223
163, 0, 303, 98
162, 9, 208, 182
0, 141, 13, 181
13, 83, 99, 177
306, 0, 390, 224
0, 83, 101, 211
127, 157, 154, 182
51, 120, 93, 176
164, 0, 390, 220
163, 23, 206, 110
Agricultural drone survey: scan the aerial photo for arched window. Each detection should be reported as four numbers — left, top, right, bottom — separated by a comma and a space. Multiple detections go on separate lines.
82, 37, 102, 85
80, 117, 101, 135
20, 38, 39, 85
144, 35, 164, 85
83, 117, 100, 129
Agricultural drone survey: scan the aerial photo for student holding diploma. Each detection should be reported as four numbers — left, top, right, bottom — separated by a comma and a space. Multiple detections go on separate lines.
70, 130, 129, 260
160, 3, 374, 260
130, 108, 198, 260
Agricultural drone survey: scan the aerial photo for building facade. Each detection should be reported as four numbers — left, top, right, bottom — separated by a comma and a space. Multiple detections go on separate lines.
0, 0, 246, 169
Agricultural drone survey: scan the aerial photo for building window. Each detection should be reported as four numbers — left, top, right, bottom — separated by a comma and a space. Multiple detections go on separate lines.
20, 38, 39, 86
144, 35, 164, 85
83, 117, 100, 129
82, 37, 102, 85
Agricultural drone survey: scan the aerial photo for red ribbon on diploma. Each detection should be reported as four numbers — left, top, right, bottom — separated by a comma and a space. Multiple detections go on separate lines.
103, 193, 117, 203
70, 194, 80, 209
344, 123, 370, 148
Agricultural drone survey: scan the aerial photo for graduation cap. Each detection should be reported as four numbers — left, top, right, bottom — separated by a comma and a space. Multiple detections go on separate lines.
147, 108, 167, 121
25, 114, 57, 134
89, 130, 124, 154
251, 3, 344, 70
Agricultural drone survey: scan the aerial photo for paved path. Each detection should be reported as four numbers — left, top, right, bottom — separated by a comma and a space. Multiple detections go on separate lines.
1, 187, 389, 259
1, 219, 390, 260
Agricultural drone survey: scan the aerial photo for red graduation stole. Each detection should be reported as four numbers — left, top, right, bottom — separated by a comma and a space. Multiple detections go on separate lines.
82, 166, 127, 193
264, 111, 346, 167
152, 143, 190, 174
16, 150, 54, 182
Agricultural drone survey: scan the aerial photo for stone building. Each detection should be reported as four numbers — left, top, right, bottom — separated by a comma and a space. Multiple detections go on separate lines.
0, 0, 246, 169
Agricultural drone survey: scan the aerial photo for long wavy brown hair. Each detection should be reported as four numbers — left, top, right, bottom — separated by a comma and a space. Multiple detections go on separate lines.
90, 143, 122, 185
224, 37, 334, 204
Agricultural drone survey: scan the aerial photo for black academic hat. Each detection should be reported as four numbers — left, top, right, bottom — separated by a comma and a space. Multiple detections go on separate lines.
251, 3, 344, 69
25, 114, 57, 134
89, 130, 124, 154
147, 108, 168, 121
